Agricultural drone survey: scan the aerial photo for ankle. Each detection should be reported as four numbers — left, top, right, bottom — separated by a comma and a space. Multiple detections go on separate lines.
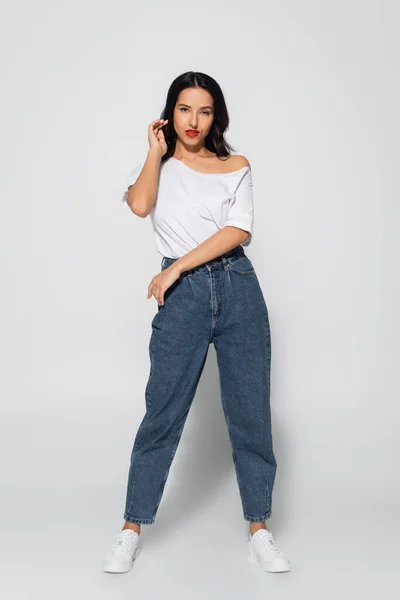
122, 522, 141, 535
249, 522, 267, 536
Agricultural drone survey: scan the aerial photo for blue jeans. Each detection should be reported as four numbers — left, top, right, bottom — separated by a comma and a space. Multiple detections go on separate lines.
123, 245, 277, 524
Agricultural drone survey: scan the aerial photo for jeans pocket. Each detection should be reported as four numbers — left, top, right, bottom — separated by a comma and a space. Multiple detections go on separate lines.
228, 255, 255, 275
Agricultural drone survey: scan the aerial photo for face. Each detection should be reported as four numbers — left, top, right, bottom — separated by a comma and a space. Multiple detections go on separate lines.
173, 87, 214, 146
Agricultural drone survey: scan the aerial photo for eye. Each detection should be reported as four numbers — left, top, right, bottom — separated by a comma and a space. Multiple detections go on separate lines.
179, 108, 212, 116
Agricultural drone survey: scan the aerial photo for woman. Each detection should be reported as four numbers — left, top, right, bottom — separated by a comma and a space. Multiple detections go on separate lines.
103, 71, 291, 574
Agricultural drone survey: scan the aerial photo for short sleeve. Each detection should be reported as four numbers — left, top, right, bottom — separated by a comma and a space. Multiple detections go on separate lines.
224, 167, 254, 245
121, 163, 143, 204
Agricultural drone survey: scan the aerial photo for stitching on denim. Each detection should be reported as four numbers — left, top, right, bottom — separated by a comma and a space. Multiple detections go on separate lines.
265, 481, 271, 514
228, 256, 255, 275
219, 389, 248, 511
123, 514, 155, 525
244, 510, 272, 522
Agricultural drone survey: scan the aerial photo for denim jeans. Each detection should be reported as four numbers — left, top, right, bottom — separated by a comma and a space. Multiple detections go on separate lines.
123, 244, 277, 524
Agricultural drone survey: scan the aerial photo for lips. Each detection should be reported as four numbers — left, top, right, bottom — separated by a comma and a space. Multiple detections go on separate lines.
185, 130, 199, 137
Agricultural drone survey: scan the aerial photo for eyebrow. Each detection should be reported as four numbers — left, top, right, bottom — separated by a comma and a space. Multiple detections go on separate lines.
177, 103, 214, 110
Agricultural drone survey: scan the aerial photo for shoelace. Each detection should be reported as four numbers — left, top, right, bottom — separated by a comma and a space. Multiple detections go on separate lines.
112, 532, 136, 555
258, 531, 284, 555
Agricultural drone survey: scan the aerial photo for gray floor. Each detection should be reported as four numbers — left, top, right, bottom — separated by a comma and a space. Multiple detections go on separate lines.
2, 483, 397, 599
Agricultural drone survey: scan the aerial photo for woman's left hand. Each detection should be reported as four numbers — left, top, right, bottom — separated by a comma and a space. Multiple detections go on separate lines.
147, 264, 182, 306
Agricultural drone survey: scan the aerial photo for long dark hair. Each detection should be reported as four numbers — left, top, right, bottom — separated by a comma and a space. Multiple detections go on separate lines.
159, 71, 236, 163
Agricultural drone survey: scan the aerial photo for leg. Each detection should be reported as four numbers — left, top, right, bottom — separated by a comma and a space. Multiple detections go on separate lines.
213, 262, 277, 524
124, 271, 211, 524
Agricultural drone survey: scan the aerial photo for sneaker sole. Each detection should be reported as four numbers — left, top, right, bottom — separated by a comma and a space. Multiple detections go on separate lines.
103, 546, 141, 573
248, 541, 291, 573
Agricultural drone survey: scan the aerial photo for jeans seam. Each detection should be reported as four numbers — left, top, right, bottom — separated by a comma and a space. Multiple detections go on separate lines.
123, 515, 155, 525
219, 390, 248, 513
244, 510, 272, 522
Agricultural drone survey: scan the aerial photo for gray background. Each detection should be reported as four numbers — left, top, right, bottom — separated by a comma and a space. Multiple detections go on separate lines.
1, 0, 398, 598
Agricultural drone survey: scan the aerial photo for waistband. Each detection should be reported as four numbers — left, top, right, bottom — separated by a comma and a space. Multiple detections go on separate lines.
162, 244, 245, 274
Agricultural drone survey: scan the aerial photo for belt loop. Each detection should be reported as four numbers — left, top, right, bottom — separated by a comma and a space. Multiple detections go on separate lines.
222, 256, 229, 271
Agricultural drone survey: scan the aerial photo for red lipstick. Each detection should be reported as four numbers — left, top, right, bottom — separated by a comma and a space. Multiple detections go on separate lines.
185, 130, 199, 137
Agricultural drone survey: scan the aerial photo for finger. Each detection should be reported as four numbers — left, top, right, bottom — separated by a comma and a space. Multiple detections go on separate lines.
156, 286, 164, 306
149, 120, 163, 134
156, 119, 168, 131
156, 119, 168, 128
152, 123, 163, 136
153, 284, 163, 306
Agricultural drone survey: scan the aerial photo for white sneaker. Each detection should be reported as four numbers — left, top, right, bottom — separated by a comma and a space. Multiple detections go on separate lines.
103, 529, 142, 573
248, 529, 291, 573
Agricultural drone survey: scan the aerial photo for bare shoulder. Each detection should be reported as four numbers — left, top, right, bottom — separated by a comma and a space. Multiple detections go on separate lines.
209, 153, 251, 173
230, 154, 251, 170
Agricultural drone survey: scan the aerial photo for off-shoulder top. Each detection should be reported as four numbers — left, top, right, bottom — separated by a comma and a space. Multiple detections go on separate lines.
122, 156, 254, 259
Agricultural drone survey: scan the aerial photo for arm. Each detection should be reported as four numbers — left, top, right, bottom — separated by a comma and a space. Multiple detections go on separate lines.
173, 157, 253, 274
147, 156, 253, 305
126, 148, 163, 218
147, 226, 249, 305
173, 226, 249, 275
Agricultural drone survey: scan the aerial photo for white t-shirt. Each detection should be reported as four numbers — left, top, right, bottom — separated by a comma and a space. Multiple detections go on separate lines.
121, 156, 254, 259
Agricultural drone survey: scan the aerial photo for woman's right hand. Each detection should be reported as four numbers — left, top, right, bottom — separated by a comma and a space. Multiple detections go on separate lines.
148, 118, 169, 157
